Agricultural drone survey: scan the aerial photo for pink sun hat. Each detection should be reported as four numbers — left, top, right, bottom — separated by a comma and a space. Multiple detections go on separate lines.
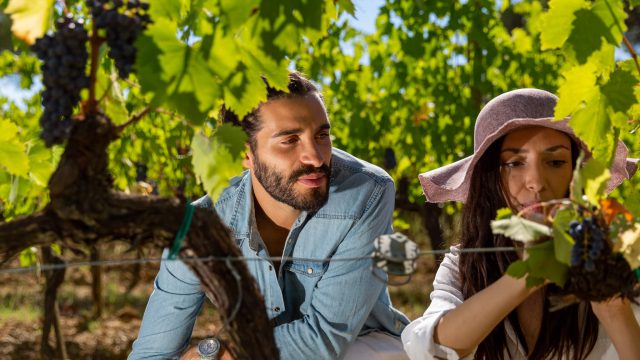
418, 88, 639, 203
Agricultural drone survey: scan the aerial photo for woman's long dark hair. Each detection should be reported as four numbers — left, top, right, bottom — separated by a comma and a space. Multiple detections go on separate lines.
458, 137, 599, 360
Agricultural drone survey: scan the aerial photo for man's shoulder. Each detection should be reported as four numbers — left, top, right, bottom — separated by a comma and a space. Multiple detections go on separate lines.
331, 148, 393, 187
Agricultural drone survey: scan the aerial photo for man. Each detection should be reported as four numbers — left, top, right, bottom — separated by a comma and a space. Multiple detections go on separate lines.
129, 72, 409, 360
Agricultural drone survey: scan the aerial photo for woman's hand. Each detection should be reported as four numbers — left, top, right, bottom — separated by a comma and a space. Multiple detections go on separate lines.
591, 297, 640, 360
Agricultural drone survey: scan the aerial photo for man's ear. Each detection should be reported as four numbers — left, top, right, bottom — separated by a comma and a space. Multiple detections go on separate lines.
242, 144, 254, 169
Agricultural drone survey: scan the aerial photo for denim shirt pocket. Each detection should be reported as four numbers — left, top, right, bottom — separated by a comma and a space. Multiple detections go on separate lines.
284, 259, 328, 277
282, 259, 329, 316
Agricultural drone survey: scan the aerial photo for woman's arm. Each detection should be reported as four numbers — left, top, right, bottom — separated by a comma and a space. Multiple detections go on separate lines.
434, 274, 539, 357
591, 298, 640, 360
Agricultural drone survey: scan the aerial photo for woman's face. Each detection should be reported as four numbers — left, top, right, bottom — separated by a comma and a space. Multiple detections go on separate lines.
499, 126, 573, 212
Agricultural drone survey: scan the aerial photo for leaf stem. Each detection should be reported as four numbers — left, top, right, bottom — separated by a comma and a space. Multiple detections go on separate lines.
623, 35, 640, 76
116, 107, 152, 132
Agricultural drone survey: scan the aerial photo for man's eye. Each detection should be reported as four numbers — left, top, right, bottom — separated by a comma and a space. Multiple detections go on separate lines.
282, 137, 298, 145
318, 132, 330, 139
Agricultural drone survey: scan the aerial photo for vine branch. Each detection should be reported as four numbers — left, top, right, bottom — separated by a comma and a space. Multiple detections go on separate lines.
117, 107, 152, 132
623, 35, 640, 76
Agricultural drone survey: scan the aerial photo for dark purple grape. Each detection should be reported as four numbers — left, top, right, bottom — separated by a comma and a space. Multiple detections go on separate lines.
31, 17, 89, 146
88, 0, 151, 78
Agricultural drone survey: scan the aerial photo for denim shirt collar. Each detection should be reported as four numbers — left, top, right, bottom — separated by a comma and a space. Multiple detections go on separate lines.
229, 170, 312, 254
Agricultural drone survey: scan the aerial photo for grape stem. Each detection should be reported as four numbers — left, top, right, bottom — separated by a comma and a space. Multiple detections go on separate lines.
116, 107, 151, 132
623, 35, 640, 76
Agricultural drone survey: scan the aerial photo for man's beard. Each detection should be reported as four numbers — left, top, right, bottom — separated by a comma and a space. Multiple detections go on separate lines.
253, 155, 331, 212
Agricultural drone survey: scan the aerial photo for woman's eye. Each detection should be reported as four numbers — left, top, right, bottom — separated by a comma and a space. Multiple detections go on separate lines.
548, 160, 568, 167
502, 160, 523, 168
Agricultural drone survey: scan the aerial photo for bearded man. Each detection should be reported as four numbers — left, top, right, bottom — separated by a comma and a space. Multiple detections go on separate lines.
129, 72, 409, 360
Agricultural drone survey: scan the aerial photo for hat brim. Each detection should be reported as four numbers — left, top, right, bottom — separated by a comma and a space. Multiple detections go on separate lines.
418, 118, 637, 203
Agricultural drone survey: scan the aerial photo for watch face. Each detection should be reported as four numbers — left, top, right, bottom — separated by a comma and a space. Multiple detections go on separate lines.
198, 338, 221, 357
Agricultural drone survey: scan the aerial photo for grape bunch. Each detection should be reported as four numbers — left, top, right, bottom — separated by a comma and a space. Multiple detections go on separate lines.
562, 217, 638, 301
32, 16, 90, 147
569, 218, 606, 272
88, 0, 151, 79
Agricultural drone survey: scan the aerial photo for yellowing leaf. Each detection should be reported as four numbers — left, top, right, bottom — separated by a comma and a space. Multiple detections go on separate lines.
540, 0, 588, 50
555, 62, 598, 119
5, 0, 55, 45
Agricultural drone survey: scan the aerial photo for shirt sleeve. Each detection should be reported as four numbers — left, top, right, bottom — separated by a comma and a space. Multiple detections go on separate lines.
401, 248, 476, 360
128, 249, 206, 360
273, 180, 397, 360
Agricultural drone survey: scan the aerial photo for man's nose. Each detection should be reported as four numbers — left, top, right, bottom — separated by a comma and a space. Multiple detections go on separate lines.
300, 142, 325, 168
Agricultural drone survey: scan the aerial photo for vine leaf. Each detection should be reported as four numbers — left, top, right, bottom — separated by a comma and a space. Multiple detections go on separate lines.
491, 216, 552, 243
581, 158, 610, 206
505, 241, 569, 287
5, 0, 54, 45
191, 124, 247, 201
554, 62, 598, 119
551, 208, 576, 265
540, 0, 588, 50
0, 120, 29, 177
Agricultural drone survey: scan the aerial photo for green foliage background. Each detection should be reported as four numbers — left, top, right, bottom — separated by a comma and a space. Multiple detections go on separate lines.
0, 0, 638, 243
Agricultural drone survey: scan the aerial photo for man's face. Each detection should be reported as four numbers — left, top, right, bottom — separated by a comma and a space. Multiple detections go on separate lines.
245, 93, 332, 212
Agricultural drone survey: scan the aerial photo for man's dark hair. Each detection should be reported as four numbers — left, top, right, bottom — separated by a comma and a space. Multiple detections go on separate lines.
219, 71, 322, 152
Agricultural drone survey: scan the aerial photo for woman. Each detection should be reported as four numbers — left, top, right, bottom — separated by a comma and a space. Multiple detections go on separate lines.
401, 89, 640, 360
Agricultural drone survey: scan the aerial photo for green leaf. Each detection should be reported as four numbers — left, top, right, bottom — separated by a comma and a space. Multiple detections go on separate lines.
566, 0, 627, 64
191, 125, 247, 201
0, 120, 29, 177
18, 247, 38, 268
5, 0, 55, 44
552, 208, 577, 265
526, 241, 568, 286
554, 62, 598, 119
220, 0, 260, 30
491, 216, 553, 243
496, 207, 514, 220
27, 142, 54, 186
337, 0, 356, 17
506, 260, 528, 278
540, 0, 588, 50
601, 66, 639, 115
137, 19, 219, 122
570, 152, 586, 204
581, 158, 611, 205
569, 91, 611, 162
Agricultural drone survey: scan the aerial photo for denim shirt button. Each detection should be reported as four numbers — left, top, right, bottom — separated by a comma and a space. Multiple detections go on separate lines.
268, 265, 273, 271
273, 306, 281, 312
306, 267, 313, 274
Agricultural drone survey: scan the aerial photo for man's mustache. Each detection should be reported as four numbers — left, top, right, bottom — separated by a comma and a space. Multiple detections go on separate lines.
289, 164, 331, 182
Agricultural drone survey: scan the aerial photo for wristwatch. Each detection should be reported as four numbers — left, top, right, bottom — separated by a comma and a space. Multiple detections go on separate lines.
197, 337, 221, 360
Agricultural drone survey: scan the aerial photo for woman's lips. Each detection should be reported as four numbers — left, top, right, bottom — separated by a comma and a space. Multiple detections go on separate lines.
297, 173, 326, 188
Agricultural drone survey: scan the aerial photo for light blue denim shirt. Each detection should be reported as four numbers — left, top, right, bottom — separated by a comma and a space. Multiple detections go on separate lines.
129, 148, 409, 360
